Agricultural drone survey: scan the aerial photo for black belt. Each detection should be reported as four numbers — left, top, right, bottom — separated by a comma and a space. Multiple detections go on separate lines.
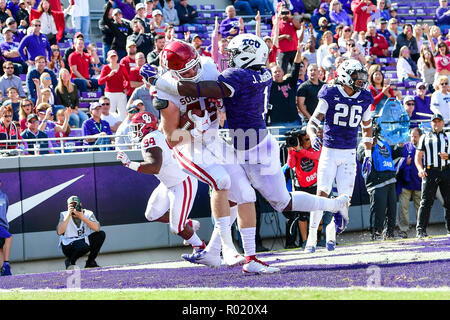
426, 165, 450, 171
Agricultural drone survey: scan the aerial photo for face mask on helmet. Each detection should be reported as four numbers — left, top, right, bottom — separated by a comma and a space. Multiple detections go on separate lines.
350, 70, 368, 91
128, 122, 144, 143
172, 60, 203, 82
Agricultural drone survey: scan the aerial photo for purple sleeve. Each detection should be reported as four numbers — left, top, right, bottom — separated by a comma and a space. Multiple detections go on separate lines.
218, 68, 246, 92
317, 84, 330, 100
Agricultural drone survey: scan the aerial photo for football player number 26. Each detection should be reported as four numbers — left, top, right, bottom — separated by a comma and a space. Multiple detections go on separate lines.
333, 104, 362, 127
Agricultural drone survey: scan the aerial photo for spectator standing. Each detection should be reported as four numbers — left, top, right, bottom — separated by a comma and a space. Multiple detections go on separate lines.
100, 96, 121, 133
387, 17, 399, 41
82, 102, 113, 150
146, 34, 165, 67
55, 68, 87, 128
413, 24, 424, 52
18, 98, 34, 132
434, 41, 450, 81
337, 26, 353, 53
53, 107, 71, 152
115, 101, 143, 150
396, 125, 422, 238
301, 38, 317, 65
397, 46, 421, 82
99, 3, 114, 60
272, 6, 301, 74
329, 0, 352, 26
134, 2, 151, 33
120, 40, 137, 76
163, 0, 179, 26
0, 61, 25, 98
232, 0, 254, 15
436, 0, 450, 34
30, 0, 60, 45
68, 37, 101, 93
211, 17, 230, 72
417, 47, 436, 93
0, 105, 21, 150
0, 179, 12, 276
414, 113, 450, 238
0, 0, 11, 26
430, 76, 450, 122
127, 51, 145, 97
18, 19, 52, 66
297, 64, 325, 121
368, 64, 398, 115
189, 34, 211, 58
316, 30, 334, 69
393, 24, 419, 62
57, 195, 106, 269
175, 0, 198, 26
264, 36, 278, 65
26, 55, 57, 103
67, 0, 90, 43
114, 0, 136, 21
412, 82, 432, 124
103, 1, 132, 61
21, 113, 51, 154
98, 50, 130, 120
352, 0, 373, 33
286, 130, 321, 248
268, 42, 303, 129
321, 43, 340, 74
357, 124, 403, 240
128, 18, 154, 58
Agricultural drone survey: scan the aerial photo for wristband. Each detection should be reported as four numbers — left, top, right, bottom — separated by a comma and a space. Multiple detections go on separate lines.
365, 149, 371, 158
128, 161, 141, 172
362, 137, 373, 144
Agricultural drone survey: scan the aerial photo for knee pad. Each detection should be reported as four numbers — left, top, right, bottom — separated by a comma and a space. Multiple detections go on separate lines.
216, 173, 231, 191
144, 207, 165, 222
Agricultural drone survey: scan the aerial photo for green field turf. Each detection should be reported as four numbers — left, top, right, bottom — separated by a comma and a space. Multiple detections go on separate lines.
1, 288, 449, 300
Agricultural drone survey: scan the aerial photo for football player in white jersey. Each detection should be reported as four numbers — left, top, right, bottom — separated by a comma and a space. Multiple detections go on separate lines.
145, 40, 268, 272
304, 59, 374, 253
117, 112, 205, 253
141, 35, 351, 271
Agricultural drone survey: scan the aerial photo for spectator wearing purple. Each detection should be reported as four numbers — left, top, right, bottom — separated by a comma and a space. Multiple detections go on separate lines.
329, 0, 352, 26
290, 0, 305, 16
219, 5, 246, 38
376, 18, 394, 46
6, 0, 19, 17
436, 0, 450, 34
18, 19, 52, 66
1, 28, 28, 75
113, 0, 136, 21
396, 127, 422, 238
340, 0, 352, 14
375, 0, 390, 21
82, 102, 113, 151
5, 17, 26, 43
311, 3, 330, 31
413, 82, 432, 124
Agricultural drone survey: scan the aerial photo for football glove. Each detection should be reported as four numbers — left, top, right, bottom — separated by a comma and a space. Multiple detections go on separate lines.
140, 64, 158, 83
362, 156, 372, 178
312, 136, 323, 151
117, 151, 131, 167
189, 110, 210, 139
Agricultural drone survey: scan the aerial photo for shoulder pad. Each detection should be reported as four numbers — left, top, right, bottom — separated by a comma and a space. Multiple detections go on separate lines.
153, 97, 169, 110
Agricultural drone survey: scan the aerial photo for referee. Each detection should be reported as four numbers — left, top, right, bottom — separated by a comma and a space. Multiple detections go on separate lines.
414, 113, 450, 238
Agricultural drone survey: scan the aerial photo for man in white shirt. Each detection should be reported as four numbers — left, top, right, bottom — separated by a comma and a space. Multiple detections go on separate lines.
57, 196, 106, 270
66, 0, 91, 42
430, 76, 450, 123
100, 96, 122, 133
115, 100, 145, 150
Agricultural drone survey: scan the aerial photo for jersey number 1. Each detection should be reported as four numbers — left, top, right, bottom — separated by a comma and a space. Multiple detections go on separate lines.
333, 104, 362, 127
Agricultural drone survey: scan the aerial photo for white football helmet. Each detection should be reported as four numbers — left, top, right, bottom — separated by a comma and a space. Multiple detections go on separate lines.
226, 33, 269, 69
336, 59, 368, 92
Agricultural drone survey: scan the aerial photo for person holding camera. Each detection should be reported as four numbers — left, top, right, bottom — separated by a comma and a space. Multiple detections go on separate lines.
57, 196, 106, 270
285, 127, 322, 248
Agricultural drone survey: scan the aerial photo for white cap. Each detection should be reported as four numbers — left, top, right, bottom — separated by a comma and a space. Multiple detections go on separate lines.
367, 21, 376, 29
152, 9, 162, 16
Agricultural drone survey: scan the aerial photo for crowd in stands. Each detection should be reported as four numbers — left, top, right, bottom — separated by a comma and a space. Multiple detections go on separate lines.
0, 0, 449, 253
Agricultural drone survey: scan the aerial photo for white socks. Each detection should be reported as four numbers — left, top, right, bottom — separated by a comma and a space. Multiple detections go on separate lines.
291, 191, 342, 212
239, 227, 256, 257
305, 210, 323, 247
185, 232, 203, 247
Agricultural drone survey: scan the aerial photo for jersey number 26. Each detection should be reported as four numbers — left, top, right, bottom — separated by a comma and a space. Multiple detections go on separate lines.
333, 104, 362, 127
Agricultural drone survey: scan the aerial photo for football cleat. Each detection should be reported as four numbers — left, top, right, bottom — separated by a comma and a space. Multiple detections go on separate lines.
304, 245, 316, 253
1, 262, 12, 276
183, 219, 200, 246
181, 249, 221, 268
222, 249, 246, 267
326, 240, 336, 251
334, 209, 349, 234
242, 257, 280, 274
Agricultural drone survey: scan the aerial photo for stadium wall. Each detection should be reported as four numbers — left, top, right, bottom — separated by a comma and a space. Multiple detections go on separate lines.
1, 151, 446, 262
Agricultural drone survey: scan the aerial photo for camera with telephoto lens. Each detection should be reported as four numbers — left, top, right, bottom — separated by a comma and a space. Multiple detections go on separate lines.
284, 128, 306, 148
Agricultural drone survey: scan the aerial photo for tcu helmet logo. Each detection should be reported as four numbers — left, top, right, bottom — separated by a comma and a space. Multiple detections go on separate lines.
242, 38, 261, 48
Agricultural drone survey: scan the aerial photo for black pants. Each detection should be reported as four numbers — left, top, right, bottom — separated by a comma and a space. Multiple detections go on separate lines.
369, 183, 397, 236
417, 168, 450, 233
276, 50, 297, 74
61, 231, 106, 265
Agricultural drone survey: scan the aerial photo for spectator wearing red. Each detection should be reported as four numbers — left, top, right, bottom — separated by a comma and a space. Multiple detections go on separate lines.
127, 52, 145, 97
264, 36, 277, 65
434, 41, 450, 80
98, 50, 130, 121
351, 0, 373, 33
120, 41, 138, 75
68, 37, 101, 93
366, 22, 389, 57
272, 5, 301, 74
29, 0, 65, 44
367, 66, 395, 114
0, 105, 22, 150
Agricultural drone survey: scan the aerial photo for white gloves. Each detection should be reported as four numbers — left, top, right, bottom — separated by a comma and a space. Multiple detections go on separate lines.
117, 151, 131, 167
189, 110, 211, 139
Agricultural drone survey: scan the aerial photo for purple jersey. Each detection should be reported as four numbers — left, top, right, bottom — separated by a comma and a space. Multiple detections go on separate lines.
318, 84, 373, 150
219, 67, 272, 132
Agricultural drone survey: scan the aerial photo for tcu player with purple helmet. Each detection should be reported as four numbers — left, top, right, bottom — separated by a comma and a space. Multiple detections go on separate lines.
116, 112, 205, 253
304, 59, 374, 253
143, 33, 350, 272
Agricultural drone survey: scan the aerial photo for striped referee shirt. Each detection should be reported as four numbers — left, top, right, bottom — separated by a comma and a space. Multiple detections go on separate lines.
417, 131, 450, 169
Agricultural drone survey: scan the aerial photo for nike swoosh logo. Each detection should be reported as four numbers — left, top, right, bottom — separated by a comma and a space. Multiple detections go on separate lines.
7, 175, 85, 223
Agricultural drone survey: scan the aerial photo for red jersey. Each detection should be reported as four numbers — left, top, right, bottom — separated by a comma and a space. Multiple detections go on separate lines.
271, 17, 298, 53
98, 64, 130, 93
68, 51, 92, 79
351, 0, 372, 33
287, 147, 321, 188
120, 56, 137, 74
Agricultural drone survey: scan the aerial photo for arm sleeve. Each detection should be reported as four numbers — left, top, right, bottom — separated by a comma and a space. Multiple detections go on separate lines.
289, 62, 301, 87
316, 98, 329, 114
417, 134, 426, 151
18, 36, 27, 61
98, 66, 110, 85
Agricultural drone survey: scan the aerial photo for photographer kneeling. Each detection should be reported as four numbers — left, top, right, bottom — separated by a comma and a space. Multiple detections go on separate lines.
57, 196, 106, 270
284, 127, 322, 248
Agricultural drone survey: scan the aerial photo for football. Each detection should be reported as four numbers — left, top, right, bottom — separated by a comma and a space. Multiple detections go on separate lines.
179, 109, 205, 130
